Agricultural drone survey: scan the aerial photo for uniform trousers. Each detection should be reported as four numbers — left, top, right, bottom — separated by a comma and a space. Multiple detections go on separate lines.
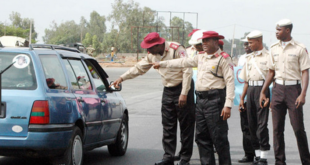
246, 86, 270, 151
162, 80, 195, 162
271, 83, 310, 165
195, 89, 231, 165
240, 106, 255, 157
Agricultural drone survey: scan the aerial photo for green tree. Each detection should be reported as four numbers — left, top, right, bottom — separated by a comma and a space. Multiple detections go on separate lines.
170, 16, 194, 47
102, 29, 118, 53
82, 33, 92, 47
92, 35, 100, 55
79, 16, 88, 42
9, 11, 37, 42
43, 20, 80, 45
88, 11, 106, 43
107, 0, 164, 53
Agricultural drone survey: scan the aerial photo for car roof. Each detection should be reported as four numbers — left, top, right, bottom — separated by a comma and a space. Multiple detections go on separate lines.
0, 44, 94, 59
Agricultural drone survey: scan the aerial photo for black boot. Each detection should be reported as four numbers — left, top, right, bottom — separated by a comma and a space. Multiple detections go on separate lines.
252, 157, 260, 165
155, 159, 174, 165
257, 158, 268, 165
238, 155, 254, 163
177, 159, 190, 165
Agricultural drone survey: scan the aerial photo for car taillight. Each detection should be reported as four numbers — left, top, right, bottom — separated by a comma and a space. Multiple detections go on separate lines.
30, 101, 49, 124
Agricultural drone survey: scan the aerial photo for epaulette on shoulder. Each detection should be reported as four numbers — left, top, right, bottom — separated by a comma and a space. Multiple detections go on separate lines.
170, 43, 180, 50
294, 40, 306, 49
270, 41, 279, 48
220, 52, 230, 59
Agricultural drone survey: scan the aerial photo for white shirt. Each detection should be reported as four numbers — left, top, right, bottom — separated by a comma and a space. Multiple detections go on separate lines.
237, 53, 250, 67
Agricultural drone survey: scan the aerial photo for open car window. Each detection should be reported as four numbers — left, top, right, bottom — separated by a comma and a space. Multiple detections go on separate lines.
84, 60, 107, 92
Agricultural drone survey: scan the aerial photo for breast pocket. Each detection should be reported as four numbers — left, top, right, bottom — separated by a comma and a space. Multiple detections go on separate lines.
287, 55, 298, 69
259, 61, 268, 71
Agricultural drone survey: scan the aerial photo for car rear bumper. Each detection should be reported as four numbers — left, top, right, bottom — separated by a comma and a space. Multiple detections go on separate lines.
0, 124, 74, 157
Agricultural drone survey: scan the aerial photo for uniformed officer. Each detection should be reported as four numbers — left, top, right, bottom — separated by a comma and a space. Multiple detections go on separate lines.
186, 29, 200, 58
187, 29, 207, 93
238, 38, 252, 67
153, 31, 234, 165
111, 32, 195, 165
260, 19, 310, 165
237, 37, 256, 163
239, 30, 270, 165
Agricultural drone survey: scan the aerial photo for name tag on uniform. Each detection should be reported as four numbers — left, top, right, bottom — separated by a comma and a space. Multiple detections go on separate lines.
273, 54, 279, 57
260, 62, 267, 65
288, 54, 297, 57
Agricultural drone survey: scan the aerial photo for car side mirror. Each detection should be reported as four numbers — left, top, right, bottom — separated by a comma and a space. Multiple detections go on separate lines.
109, 81, 122, 91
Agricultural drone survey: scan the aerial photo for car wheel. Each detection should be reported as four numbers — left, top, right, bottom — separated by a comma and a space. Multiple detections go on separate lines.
52, 126, 83, 165
108, 114, 128, 156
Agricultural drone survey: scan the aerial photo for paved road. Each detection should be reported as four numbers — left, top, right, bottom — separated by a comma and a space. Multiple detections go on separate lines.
0, 67, 310, 165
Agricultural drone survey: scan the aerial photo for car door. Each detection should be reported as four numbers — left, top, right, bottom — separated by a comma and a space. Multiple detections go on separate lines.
83, 59, 122, 141
62, 58, 101, 144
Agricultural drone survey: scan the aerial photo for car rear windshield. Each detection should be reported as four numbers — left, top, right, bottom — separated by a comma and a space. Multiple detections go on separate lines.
0, 52, 37, 90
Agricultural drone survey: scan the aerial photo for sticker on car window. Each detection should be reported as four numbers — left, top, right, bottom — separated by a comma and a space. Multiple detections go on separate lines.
12, 54, 30, 69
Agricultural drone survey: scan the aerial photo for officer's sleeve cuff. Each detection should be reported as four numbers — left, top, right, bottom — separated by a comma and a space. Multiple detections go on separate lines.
120, 73, 129, 81
160, 61, 167, 68
224, 100, 232, 108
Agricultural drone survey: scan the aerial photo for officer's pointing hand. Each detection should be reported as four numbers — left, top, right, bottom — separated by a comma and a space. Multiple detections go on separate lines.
221, 107, 231, 120
109, 77, 123, 89
152, 62, 160, 69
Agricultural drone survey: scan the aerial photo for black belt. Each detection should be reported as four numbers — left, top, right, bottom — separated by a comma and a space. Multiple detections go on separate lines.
195, 88, 225, 99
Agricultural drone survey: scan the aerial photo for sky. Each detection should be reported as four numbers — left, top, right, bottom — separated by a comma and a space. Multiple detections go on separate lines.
1, 0, 310, 53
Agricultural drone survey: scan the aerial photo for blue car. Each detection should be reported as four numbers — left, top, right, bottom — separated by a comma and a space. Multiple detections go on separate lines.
0, 44, 129, 165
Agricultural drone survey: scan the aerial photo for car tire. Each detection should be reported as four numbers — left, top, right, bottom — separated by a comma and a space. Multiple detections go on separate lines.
52, 126, 83, 165
108, 114, 128, 156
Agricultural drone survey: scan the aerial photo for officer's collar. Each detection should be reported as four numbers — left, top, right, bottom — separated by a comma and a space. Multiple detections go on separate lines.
253, 48, 263, 56
279, 38, 295, 46
206, 48, 222, 59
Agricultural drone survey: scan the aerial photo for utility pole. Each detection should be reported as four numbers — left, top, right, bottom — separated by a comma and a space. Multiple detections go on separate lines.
230, 24, 236, 57
136, 27, 140, 62
29, 20, 32, 45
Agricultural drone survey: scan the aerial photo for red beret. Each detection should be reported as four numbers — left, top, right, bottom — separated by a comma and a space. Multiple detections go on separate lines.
200, 31, 224, 40
188, 29, 200, 37
140, 32, 165, 49
218, 40, 224, 46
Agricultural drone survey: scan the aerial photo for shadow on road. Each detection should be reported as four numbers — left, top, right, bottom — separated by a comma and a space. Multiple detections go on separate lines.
0, 147, 164, 165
